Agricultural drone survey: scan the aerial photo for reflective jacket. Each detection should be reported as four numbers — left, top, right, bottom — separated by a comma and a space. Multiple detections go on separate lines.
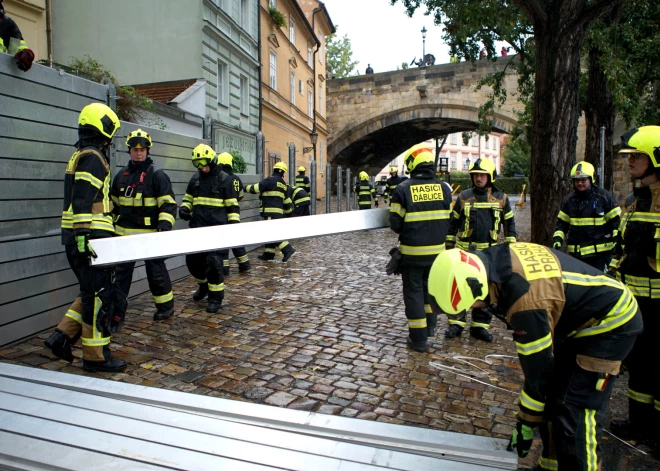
111, 158, 176, 235
389, 166, 453, 266
0, 14, 27, 54
181, 163, 239, 228
61, 147, 114, 245
355, 181, 375, 207
284, 186, 311, 217
295, 174, 311, 194
611, 181, 660, 298
553, 185, 620, 258
245, 172, 288, 219
479, 243, 639, 425
384, 174, 408, 200
447, 185, 516, 250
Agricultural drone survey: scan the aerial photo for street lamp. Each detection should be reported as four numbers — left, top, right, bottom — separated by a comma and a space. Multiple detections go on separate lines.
421, 27, 427, 62
465, 157, 470, 173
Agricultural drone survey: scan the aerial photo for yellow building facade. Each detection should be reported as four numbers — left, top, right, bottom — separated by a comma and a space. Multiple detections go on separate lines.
259, 0, 334, 199
3, 0, 48, 62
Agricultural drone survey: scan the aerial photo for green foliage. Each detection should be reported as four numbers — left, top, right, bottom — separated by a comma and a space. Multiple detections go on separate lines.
450, 171, 469, 179
67, 55, 166, 129
326, 29, 359, 78
268, 7, 287, 28
452, 177, 528, 195
230, 150, 248, 174
501, 132, 531, 177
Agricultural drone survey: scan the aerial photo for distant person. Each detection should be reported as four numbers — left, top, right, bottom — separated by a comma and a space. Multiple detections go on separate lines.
0, 0, 34, 71
501, 47, 508, 57
365, 64, 373, 74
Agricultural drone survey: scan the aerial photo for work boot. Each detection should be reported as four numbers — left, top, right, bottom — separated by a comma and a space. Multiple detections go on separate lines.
238, 261, 252, 273
193, 283, 209, 301
445, 325, 463, 338
44, 329, 74, 363
470, 327, 493, 342
257, 253, 274, 261
282, 247, 296, 262
223, 267, 230, 276
153, 307, 174, 321
82, 356, 127, 373
407, 336, 430, 353
207, 301, 222, 314
427, 327, 436, 338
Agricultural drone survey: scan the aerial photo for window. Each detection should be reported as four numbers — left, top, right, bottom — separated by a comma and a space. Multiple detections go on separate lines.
450, 154, 456, 170
269, 51, 277, 88
217, 60, 227, 105
493, 139, 497, 150
463, 158, 470, 170
299, 79, 303, 94
240, 75, 248, 115
450, 133, 457, 145
269, 0, 276, 8
472, 135, 479, 147
290, 72, 295, 105
319, 142, 324, 167
308, 45, 313, 65
485, 138, 489, 149
308, 89, 313, 117
318, 83, 322, 115
289, 18, 295, 45
240, 0, 248, 28
317, 31, 323, 64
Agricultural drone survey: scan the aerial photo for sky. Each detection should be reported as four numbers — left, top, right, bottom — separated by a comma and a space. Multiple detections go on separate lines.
321, 0, 451, 75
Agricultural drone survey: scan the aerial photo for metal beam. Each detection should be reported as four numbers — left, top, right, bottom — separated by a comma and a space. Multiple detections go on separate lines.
90, 208, 390, 266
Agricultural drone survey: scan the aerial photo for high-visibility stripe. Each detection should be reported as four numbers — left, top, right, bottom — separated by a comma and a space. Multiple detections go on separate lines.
558, 211, 570, 222
516, 333, 552, 355
75, 172, 103, 189
566, 242, 615, 256
424, 304, 432, 314
237, 254, 249, 263
158, 213, 176, 225
225, 198, 239, 206
604, 206, 621, 221
399, 243, 446, 256
261, 191, 285, 198
457, 241, 491, 250
569, 216, 607, 226
65, 309, 82, 324
504, 210, 514, 220
504, 236, 516, 243
625, 212, 660, 224
264, 248, 276, 253
157, 195, 176, 206
228, 213, 241, 222
73, 214, 93, 224
81, 336, 111, 347
193, 197, 226, 207
195, 278, 207, 284
117, 197, 158, 206
655, 399, 660, 412
585, 409, 598, 471
295, 196, 311, 204
262, 207, 284, 214
562, 272, 622, 290
538, 457, 558, 471
408, 318, 427, 329
115, 226, 157, 236
447, 319, 466, 327
153, 292, 174, 304
628, 388, 654, 404
553, 230, 565, 240
404, 209, 451, 222
471, 322, 490, 329
520, 390, 545, 412
208, 283, 225, 292
573, 290, 637, 338
389, 203, 405, 217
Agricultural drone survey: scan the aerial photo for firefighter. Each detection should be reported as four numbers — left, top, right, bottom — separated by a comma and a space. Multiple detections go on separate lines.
444, 157, 516, 342
383, 166, 408, 205
295, 166, 311, 194
44, 103, 127, 372
552, 161, 620, 271
390, 144, 453, 352
429, 244, 642, 470
112, 130, 177, 321
179, 144, 239, 313
217, 152, 251, 275
355, 171, 378, 209
608, 126, 660, 456
285, 185, 311, 217
0, 0, 34, 72
245, 162, 296, 262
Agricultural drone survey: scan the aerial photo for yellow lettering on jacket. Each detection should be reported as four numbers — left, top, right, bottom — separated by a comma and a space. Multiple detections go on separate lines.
410, 184, 443, 203
510, 243, 561, 281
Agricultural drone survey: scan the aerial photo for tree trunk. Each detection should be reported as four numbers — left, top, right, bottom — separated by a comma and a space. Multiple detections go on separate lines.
584, 46, 615, 191
530, 10, 591, 245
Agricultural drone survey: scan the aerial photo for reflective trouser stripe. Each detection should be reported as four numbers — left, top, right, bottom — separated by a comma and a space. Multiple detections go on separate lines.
408, 318, 427, 329
655, 399, 660, 412
223, 259, 229, 267
208, 283, 224, 292
584, 409, 598, 471
628, 388, 654, 404
424, 304, 432, 314
264, 248, 276, 253
195, 278, 207, 284
447, 310, 466, 327
65, 309, 82, 324
153, 291, 173, 304
471, 322, 490, 329
278, 241, 289, 250
538, 457, 558, 470
237, 254, 249, 263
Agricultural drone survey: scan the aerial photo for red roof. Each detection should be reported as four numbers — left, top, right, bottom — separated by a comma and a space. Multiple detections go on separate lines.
133, 80, 197, 104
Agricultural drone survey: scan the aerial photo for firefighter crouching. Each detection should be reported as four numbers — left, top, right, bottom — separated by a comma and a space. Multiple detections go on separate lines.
608, 126, 660, 458
0, 0, 35, 71
356, 171, 378, 209
429, 244, 642, 470
383, 166, 408, 205
245, 162, 296, 262
295, 166, 311, 194
112, 130, 177, 321
445, 157, 516, 342
390, 144, 453, 352
285, 184, 311, 217
553, 161, 620, 271
217, 152, 251, 275
45, 103, 127, 373
179, 144, 239, 313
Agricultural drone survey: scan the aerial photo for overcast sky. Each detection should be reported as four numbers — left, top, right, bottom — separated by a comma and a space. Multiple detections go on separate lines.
321, 0, 451, 75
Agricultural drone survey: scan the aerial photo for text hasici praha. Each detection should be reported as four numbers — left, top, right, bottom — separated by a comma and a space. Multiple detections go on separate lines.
410, 184, 443, 202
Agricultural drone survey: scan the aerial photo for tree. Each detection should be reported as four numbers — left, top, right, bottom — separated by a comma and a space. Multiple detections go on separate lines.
392, 0, 621, 245
326, 29, 359, 79
501, 134, 531, 177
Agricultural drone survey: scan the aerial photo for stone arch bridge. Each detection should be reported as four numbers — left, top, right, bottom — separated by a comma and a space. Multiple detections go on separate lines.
326, 57, 523, 174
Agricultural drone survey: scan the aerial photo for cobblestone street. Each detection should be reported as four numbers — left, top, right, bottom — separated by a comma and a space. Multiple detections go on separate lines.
1, 202, 657, 470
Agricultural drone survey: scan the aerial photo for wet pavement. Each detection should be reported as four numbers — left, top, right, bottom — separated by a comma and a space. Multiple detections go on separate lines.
1, 199, 657, 470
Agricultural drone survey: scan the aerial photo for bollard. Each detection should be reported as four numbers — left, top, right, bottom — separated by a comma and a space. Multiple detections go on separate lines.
288, 143, 296, 187
345, 169, 351, 212
599, 126, 605, 188
325, 163, 331, 214
310, 159, 317, 215
337, 165, 343, 212
353, 177, 358, 210
256, 132, 264, 177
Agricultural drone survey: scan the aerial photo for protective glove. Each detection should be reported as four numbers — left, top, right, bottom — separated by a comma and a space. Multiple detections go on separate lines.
76, 234, 97, 258
109, 288, 128, 333
507, 421, 534, 457
386, 247, 403, 276
179, 206, 192, 221
157, 221, 171, 232
375, 200, 379, 208
14, 48, 35, 72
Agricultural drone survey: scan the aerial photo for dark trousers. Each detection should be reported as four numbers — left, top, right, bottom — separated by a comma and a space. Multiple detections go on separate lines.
538, 311, 643, 470
186, 250, 226, 303
261, 216, 293, 260
115, 258, 173, 312
401, 265, 436, 343
576, 254, 609, 272
223, 246, 250, 268
446, 307, 493, 330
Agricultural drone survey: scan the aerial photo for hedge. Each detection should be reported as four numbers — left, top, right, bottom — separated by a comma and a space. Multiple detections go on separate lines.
447, 177, 529, 196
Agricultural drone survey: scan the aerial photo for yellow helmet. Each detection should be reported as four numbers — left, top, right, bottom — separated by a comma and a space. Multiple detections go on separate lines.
428, 249, 488, 314
619, 126, 660, 168
191, 143, 216, 169
468, 158, 495, 181
404, 144, 434, 173
298, 166, 306, 172
217, 152, 233, 167
274, 161, 288, 173
78, 103, 120, 139
570, 161, 594, 180
126, 129, 152, 149
359, 171, 369, 180
389, 166, 398, 174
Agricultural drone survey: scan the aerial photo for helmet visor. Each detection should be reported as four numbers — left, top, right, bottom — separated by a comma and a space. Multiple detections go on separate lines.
127, 136, 151, 148
193, 158, 211, 169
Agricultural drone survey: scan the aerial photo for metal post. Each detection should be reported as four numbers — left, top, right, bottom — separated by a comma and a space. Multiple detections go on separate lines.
599, 126, 605, 187
107, 84, 118, 172
310, 159, 317, 215
345, 169, 351, 212
256, 131, 264, 177
353, 177, 358, 210
288, 143, 296, 187
337, 165, 343, 212
325, 163, 332, 214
